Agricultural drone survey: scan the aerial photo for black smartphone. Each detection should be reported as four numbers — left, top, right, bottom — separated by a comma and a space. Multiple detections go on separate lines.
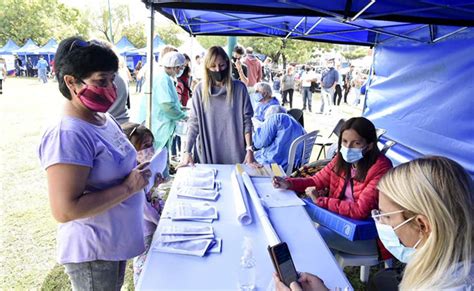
268, 242, 299, 287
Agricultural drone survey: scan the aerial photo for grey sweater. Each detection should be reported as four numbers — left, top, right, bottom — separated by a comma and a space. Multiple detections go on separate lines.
186, 80, 253, 164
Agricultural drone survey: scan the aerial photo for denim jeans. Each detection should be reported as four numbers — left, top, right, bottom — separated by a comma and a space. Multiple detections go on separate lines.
302, 87, 312, 111
64, 260, 127, 291
320, 87, 334, 114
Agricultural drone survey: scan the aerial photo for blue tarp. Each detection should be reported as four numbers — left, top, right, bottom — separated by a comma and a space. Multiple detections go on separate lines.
365, 28, 474, 176
115, 36, 137, 55
0, 39, 20, 54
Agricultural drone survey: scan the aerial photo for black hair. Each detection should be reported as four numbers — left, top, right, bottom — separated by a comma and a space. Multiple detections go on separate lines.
233, 45, 245, 55
334, 117, 380, 181
54, 36, 119, 99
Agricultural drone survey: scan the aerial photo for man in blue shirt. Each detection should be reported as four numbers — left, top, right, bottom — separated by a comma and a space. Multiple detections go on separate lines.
253, 105, 306, 172
320, 58, 338, 115
253, 82, 279, 122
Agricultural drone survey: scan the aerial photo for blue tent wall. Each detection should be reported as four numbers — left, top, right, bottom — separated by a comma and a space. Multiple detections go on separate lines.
364, 28, 474, 176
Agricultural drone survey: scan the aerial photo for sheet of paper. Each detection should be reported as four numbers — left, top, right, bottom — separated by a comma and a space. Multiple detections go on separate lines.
163, 202, 218, 222
159, 233, 215, 243
177, 187, 220, 201
144, 147, 168, 193
253, 180, 305, 208
153, 239, 213, 257
208, 238, 222, 254
160, 225, 214, 236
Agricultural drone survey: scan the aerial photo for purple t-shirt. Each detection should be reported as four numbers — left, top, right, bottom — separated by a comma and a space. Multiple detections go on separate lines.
38, 114, 145, 264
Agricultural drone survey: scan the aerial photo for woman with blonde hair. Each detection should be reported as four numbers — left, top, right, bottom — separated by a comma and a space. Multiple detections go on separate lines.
274, 156, 473, 291
179, 46, 257, 166
373, 156, 473, 290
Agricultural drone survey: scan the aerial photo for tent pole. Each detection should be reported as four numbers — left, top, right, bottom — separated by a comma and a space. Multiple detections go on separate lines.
227, 36, 236, 57
146, 6, 155, 130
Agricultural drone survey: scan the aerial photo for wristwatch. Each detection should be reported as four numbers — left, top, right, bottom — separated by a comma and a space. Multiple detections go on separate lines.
246, 145, 256, 152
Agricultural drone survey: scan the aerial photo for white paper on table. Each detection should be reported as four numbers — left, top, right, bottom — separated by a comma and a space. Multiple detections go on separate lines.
163, 202, 218, 221
160, 225, 214, 236
153, 239, 213, 257
159, 233, 215, 243
257, 187, 305, 208
189, 167, 217, 178
231, 170, 252, 225
241, 172, 280, 246
208, 238, 222, 253
175, 174, 216, 190
177, 187, 220, 201
144, 147, 168, 193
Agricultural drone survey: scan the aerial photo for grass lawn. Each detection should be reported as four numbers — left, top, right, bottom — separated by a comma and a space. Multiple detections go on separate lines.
0, 77, 371, 290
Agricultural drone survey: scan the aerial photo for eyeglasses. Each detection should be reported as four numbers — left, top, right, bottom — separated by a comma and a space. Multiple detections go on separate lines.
68, 39, 90, 53
371, 209, 404, 223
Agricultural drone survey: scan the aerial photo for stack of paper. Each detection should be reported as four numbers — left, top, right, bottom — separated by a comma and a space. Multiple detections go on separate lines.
162, 202, 218, 223
175, 167, 219, 190
177, 187, 220, 201
154, 225, 222, 256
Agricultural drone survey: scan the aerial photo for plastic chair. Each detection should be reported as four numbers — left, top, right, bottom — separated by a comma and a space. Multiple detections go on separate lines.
287, 108, 304, 127
335, 251, 393, 283
315, 118, 346, 160
286, 130, 319, 176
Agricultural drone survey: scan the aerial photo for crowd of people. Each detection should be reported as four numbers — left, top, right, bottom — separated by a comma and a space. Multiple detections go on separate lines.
37, 37, 472, 290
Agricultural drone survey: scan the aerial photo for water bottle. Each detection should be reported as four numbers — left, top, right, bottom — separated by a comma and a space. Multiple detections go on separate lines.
239, 237, 256, 291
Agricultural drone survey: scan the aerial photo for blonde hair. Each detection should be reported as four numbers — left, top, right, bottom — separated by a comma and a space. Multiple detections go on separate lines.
201, 46, 233, 106
378, 156, 473, 290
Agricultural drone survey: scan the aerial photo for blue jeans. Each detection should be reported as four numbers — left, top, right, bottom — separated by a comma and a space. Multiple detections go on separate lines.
64, 260, 127, 291
171, 135, 181, 156
302, 87, 312, 111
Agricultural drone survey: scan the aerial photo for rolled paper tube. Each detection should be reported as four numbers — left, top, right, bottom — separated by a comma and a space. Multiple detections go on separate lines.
241, 172, 280, 246
231, 170, 252, 225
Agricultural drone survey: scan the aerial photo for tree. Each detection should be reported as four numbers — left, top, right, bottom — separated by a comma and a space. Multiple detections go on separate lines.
341, 47, 369, 60
155, 25, 184, 48
0, 0, 91, 45
122, 22, 146, 48
91, 4, 129, 43
196, 36, 230, 49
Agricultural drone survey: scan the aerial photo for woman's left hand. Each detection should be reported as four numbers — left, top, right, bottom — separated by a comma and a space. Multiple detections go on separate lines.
244, 150, 262, 168
153, 173, 166, 189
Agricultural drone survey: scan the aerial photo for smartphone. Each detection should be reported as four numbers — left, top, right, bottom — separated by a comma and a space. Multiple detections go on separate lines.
268, 242, 299, 287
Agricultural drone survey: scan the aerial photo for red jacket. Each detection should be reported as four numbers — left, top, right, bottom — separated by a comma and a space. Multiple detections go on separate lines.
288, 154, 393, 220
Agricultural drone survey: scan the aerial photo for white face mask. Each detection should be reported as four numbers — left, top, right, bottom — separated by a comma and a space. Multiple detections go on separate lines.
372, 210, 422, 263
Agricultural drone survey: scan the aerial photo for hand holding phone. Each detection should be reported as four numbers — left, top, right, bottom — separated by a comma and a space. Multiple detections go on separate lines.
268, 242, 299, 287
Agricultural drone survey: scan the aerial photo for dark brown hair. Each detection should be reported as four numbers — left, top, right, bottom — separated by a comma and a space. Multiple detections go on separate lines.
121, 122, 154, 151
334, 117, 380, 181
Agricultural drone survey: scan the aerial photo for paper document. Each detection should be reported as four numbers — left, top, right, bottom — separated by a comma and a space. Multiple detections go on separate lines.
159, 233, 215, 243
160, 225, 214, 236
144, 148, 168, 193
253, 180, 305, 208
163, 202, 218, 222
177, 187, 220, 201
154, 239, 214, 257
175, 173, 216, 190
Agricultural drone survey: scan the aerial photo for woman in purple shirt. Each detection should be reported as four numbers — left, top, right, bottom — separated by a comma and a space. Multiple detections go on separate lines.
38, 37, 151, 290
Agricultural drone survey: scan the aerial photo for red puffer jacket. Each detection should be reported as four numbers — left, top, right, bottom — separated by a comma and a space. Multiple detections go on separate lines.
287, 154, 393, 220
288, 154, 393, 260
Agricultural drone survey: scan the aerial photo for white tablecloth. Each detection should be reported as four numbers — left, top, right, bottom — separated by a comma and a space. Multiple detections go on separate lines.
137, 164, 352, 291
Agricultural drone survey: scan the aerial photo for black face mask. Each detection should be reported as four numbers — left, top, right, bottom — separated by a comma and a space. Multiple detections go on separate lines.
209, 69, 228, 82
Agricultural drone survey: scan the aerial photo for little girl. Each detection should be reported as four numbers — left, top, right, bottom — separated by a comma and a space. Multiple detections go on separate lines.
122, 122, 166, 285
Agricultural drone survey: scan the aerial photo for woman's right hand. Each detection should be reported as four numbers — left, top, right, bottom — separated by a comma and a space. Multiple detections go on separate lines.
177, 152, 194, 168
122, 162, 151, 194
272, 176, 291, 189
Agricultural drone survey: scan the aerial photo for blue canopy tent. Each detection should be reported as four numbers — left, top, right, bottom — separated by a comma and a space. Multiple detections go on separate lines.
115, 36, 137, 55
124, 35, 167, 69
13, 38, 39, 56
141, 0, 474, 177
33, 38, 58, 64
0, 39, 20, 55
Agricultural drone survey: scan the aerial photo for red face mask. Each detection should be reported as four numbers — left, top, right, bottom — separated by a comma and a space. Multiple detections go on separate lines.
77, 83, 117, 113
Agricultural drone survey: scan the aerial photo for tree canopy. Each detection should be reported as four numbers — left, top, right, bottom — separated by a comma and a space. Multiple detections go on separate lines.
0, 0, 90, 46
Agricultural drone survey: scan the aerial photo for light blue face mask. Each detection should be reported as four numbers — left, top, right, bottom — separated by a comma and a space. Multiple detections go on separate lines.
340, 145, 364, 163
176, 68, 184, 78
374, 212, 422, 263
253, 92, 264, 102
